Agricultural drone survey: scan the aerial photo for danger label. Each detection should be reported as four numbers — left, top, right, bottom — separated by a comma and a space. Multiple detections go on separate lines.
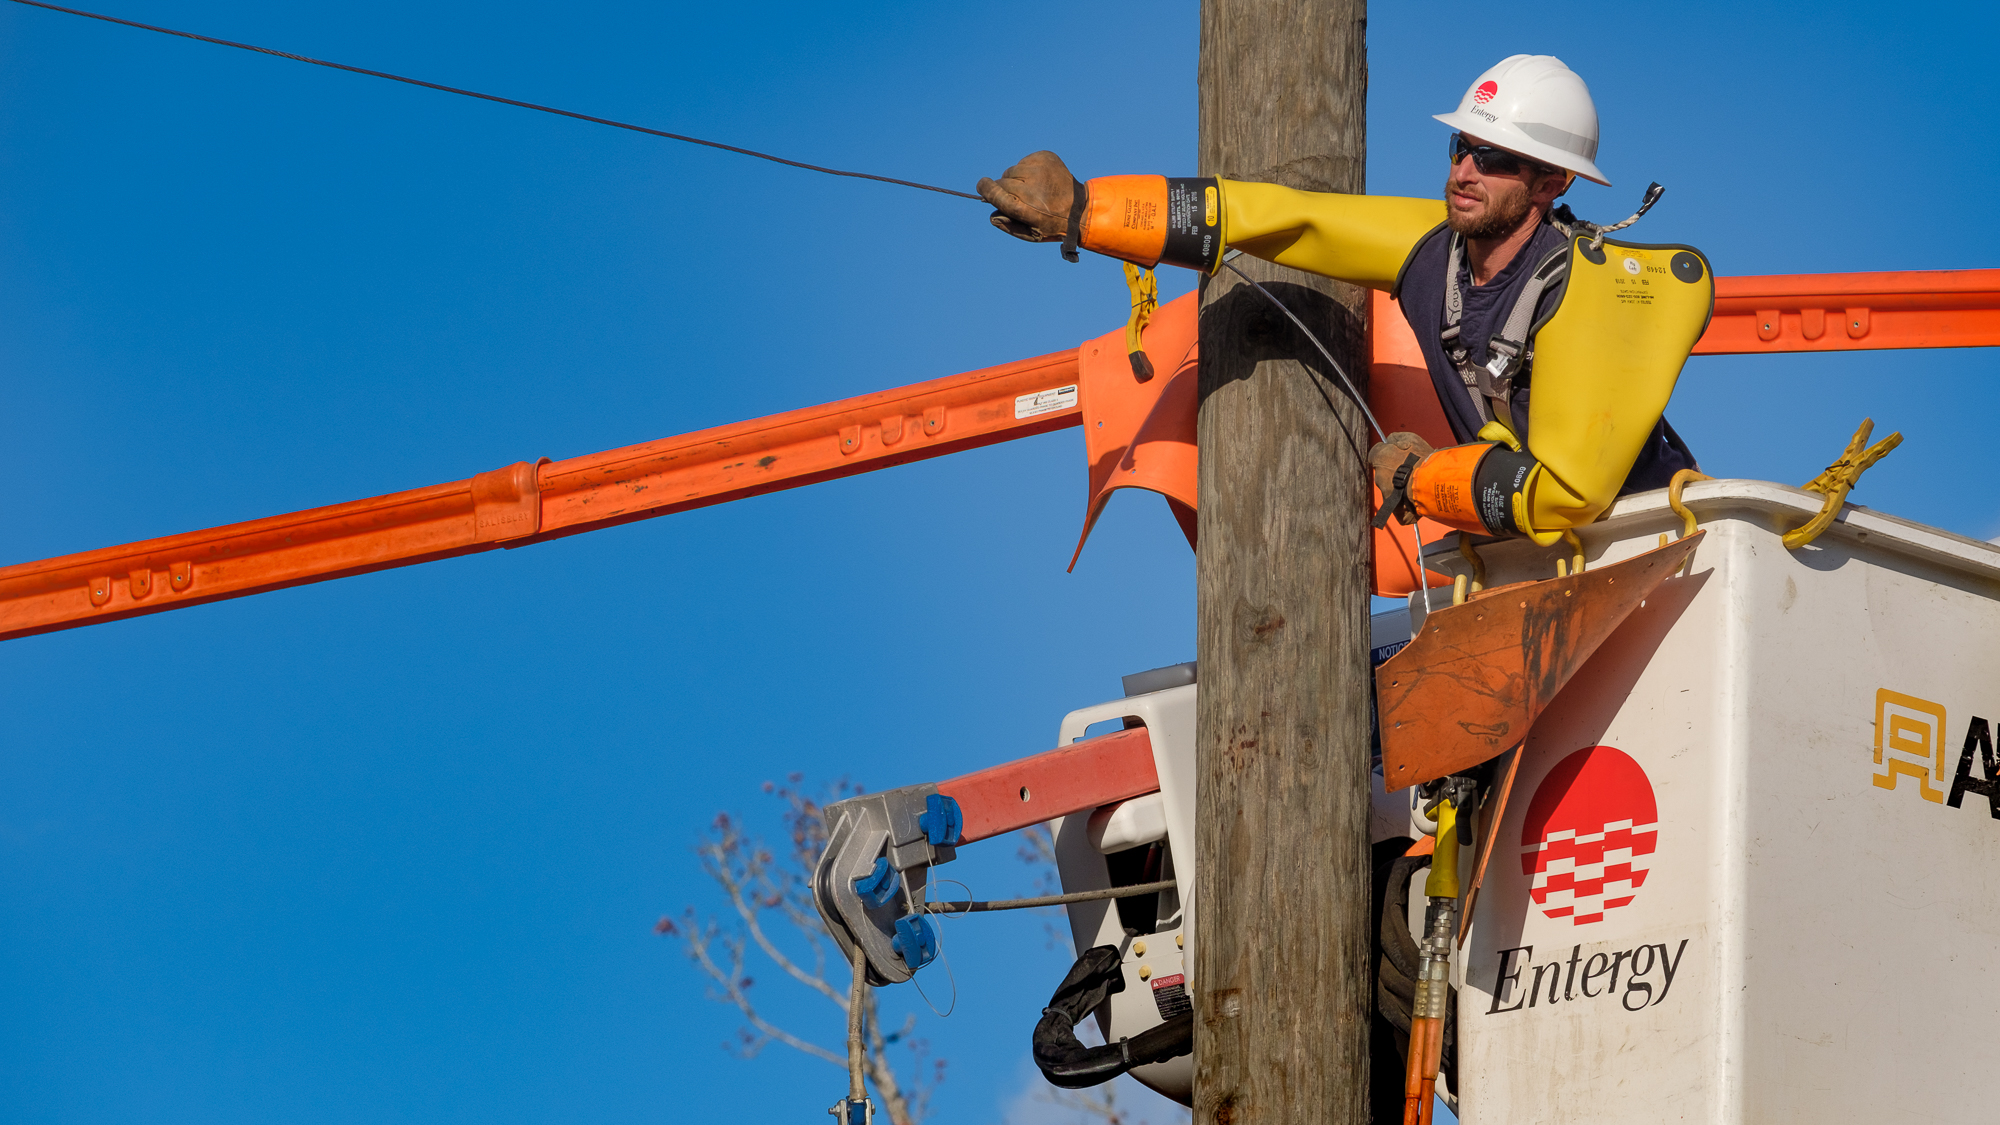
1014, 385, 1078, 419
1149, 973, 1191, 1020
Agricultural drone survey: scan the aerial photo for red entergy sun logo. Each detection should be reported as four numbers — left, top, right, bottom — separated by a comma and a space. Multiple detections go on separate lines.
1473, 81, 1499, 105
1519, 746, 1657, 926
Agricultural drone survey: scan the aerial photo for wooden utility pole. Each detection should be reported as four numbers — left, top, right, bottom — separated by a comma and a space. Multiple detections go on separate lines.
1193, 2, 1373, 1123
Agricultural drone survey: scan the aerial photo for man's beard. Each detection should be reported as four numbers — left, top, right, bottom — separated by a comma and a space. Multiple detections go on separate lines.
1445, 182, 1535, 239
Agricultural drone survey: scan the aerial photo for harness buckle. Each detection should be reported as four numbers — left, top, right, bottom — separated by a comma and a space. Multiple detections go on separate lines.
1477, 354, 1518, 397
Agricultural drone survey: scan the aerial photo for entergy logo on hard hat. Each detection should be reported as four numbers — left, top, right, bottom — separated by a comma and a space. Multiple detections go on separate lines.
1472, 81, 1499, 105
1520, 746, 1657, 926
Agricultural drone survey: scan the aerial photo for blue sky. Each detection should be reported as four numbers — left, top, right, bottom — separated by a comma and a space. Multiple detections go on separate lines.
2, 2, 1994, 1122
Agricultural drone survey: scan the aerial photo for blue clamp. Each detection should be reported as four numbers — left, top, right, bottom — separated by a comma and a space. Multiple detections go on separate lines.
918, 793, 963, 847
890, 913, 938, 970
851, 856, 898, 909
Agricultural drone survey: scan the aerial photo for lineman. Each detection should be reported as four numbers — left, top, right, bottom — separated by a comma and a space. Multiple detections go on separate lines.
976, 55, 1706, 546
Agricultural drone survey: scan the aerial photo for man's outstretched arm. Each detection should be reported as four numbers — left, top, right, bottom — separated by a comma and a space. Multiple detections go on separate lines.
977, 151, 1443, 291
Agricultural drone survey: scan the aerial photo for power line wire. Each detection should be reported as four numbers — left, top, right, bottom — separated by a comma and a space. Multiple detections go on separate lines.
3, 0, 982, 201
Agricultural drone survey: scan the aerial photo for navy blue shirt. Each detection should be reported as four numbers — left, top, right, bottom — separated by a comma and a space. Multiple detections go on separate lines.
1394, 220, 1697, 495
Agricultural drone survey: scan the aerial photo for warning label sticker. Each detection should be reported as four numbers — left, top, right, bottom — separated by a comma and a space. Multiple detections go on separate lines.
1149, 973, 1191, 1020
1014, 385, 1079, 420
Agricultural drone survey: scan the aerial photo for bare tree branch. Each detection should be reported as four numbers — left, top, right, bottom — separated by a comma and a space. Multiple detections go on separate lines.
1042, 1083, 1127, 1125
1035, 1078, 1193, 1125
695, 827, 848, 1008
664, 778, 1170, 1125
678, 907, 845, 1064
664, 777, 934, 1125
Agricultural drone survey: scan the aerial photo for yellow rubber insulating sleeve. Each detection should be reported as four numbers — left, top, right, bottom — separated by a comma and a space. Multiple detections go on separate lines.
1216, 181, 1444, 292
1425, 799, 1460, 899
1209, 179, 1228, 273
1476, 420, 1522, 452
1515, 464, 1571, 547
1517, 237, 1714, 536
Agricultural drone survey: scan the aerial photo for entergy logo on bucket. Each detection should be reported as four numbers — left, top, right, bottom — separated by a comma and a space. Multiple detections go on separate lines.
1520, 746, 1657, 926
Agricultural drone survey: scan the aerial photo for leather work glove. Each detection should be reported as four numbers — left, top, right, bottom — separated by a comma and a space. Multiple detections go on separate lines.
976, 151, 1080, 243
1369, 432, 1435, 526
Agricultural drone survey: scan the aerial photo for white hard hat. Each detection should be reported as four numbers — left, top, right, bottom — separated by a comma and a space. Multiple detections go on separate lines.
1434, 55, 1609, 186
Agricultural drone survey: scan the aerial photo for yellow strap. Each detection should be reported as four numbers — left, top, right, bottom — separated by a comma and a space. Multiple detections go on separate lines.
1452, 537, 1486, 606
1457, 535, 1488, 591
1664, 469, 1713, 573
1784, 419, 1903, 549
1476, 420, 1522, 452
1667, 469, 1712, 540
1122, 262, 1159, 379
1123, 262, 1157, 353
1560, 529, 1585, 576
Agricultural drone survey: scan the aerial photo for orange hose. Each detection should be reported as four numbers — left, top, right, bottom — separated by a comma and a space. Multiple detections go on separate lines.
1418, 1003, 1447, 1125
1402, 1016, 1437, 1125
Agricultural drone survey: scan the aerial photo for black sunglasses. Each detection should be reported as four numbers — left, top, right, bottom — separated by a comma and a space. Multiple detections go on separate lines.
1447, 133, 1552, 177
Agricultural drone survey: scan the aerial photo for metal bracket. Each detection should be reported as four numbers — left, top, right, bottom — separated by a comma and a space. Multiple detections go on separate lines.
812, 783, 957, 985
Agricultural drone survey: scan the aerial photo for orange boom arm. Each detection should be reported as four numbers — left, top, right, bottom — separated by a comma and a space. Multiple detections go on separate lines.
4, 269, 1996, 642
0, 349, 1083, 641
1696, 269, 2000, 354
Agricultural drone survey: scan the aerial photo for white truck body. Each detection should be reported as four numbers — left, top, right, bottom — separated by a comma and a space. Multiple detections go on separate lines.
1438, 480, 2000, 1124
1047, 480, 2000, 1119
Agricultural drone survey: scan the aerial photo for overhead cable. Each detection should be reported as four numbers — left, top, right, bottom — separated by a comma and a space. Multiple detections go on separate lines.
915, 879, 1177, 915
1222, 253, 1437, 615
3, 0, 981, 201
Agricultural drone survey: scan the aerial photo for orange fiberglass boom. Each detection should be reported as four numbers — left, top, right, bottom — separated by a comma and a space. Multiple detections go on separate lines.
3, 268, 1996, 643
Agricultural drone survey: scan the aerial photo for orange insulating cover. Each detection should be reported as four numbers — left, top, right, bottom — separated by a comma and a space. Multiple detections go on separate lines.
1375, 531, 1702, 792
1071, 291, 1200, 569
936, 726, 1159, 846
1368, 289, 1457, 597
1067, 288, 1456, 598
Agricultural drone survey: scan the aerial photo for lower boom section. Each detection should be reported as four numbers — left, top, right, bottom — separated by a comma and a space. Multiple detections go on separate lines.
0, 348, 1082, 641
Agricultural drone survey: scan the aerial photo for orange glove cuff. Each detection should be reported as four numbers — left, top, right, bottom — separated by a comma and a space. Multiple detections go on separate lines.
1409, 443, 1541, 537
1407, 442, 1495, 534
1080, 175, 1170, 267
1081, 177, 1223, 271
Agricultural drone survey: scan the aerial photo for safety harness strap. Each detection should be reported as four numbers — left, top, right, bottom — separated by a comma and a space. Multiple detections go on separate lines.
1061, 179, 1088, 264
1440, 232, 1570, 427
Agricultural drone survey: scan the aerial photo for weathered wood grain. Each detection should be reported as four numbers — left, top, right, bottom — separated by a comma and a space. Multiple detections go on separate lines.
1194, 2, 1375, 1122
